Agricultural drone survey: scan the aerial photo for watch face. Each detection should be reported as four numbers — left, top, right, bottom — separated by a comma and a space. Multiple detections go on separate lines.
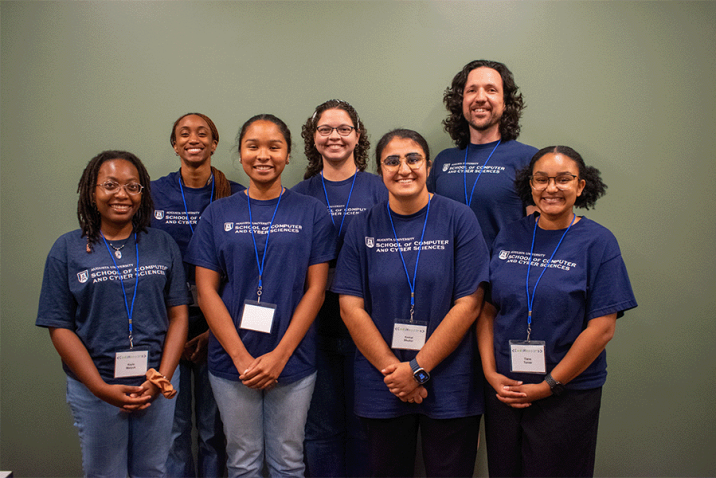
414, 369, 430, 384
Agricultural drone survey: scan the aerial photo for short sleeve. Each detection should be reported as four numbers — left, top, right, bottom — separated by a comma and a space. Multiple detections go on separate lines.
36, 239, 76, 329
587, 241, 637, 320
185, 204, 221, 272
331, 219, 364, 299
453, 206, 490, 300
308, 201, 337, 266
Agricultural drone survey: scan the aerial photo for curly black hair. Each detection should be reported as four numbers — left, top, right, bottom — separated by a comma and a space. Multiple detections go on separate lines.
374, 129, 431, 176
77, 150, 154, 252
301, 99, 370, 179
515, 146, 607, 209
442, 60, 525, 149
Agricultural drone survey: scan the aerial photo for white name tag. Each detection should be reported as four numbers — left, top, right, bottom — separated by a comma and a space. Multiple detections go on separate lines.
391, 320, 428, 351
114, 349, 148, 378
240, 300, 276, 334
509, 340, 546, 374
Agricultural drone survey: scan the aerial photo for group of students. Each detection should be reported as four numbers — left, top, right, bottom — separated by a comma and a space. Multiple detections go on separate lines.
37, 59, 637, 478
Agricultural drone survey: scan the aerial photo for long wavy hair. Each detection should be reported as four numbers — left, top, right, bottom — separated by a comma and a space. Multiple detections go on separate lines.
301, 99, 370, 179
443, 60, 526, 149
170, 112, 232, 199
77, 150, 153, 252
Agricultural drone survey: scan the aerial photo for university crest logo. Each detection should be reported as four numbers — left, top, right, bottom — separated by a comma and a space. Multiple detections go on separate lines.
499, 250, 510, 260
365, 237, 375, 248
442, 163, 450, 172
224, 222, 234, 232
154, 210, 164, 220
77, 270, 89, 283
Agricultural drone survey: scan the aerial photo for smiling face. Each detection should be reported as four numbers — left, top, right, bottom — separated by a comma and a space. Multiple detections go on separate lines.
380, 137, 429, 205
313, 108, 360, 167
531, 152, 586, 226
240, 119, 290, 191
172, 114, 217, 167
94, 159, 142, 234
462, 67, 505, 141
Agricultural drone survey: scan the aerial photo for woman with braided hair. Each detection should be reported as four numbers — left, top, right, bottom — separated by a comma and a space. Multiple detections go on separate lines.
37, 150, 189, 476
151, 112, 245, 477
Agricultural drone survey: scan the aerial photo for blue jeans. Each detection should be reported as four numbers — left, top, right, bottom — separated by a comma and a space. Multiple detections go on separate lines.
66, 373, 177, 478
166, 360, 226, 477
304, 335, 368, 477
210, 372, 316, 478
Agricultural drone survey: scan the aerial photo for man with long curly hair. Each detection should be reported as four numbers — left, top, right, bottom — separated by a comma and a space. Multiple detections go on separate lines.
427, 60, 538, 248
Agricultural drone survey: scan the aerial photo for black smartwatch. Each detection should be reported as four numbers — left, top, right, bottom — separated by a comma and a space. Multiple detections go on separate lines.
409, 358, 430, 384
544, 372, 565, 396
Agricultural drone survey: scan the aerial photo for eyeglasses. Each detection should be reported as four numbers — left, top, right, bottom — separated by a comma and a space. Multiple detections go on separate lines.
316, 125, 356, 137
382, 153, 425, 171
529, 174, 578, 191
96, 181, 144, 195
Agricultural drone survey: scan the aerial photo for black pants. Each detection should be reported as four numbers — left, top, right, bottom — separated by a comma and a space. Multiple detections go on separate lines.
361, 414, 480, 478
484, 384, 602, 477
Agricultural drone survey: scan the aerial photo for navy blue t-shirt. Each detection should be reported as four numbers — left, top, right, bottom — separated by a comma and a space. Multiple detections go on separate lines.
292, 171, 387, 338
185, 189, 337, 383
151, 170, 244, 335
36, 228, 189, 385
427, 140, 537, 248
332, 195, 489, 419
489, 214, 638, 390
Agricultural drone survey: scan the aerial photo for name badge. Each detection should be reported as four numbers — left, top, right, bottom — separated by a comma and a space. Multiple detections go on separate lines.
240, 300, 276, 334
391, 319, 428, 351
509, 340, 546, 374
115, 349, 148, 378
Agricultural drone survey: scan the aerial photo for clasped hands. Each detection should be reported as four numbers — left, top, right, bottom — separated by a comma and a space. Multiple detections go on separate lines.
382, 361, 427, 404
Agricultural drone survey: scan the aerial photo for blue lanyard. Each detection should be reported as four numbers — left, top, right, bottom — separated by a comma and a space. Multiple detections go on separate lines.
247, 188, 283, 302
386, 195, 432, 323
101, 232, 139, 348
463, 140, 501, 207
524, 214, 575, 340
321, 171, 357, 236
179, 171, 214, 234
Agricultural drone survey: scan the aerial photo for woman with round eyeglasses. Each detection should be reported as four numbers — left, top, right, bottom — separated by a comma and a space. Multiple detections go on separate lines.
332, 129, 490, 477
185, 114, 336, 477
36, 151, 189, 476
292, 99, 386, 478
476, 146, 637, 477
151, 112, 245, 477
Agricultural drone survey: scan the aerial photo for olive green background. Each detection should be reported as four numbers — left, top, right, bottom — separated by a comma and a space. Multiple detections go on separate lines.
1, 1, 714, 476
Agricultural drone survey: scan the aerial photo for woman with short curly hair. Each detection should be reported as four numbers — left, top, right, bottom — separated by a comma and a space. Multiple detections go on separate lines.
477, 145, 637, 477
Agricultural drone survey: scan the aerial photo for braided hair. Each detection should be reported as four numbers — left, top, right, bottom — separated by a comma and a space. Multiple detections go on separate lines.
77, 150, 153, 252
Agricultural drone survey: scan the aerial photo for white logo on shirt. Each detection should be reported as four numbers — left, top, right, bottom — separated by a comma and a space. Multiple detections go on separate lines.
154, 210, 164, 220
365, 237, 375, 248
442, 163, 451, 172
499, 250, 510, 260
77, 270, 89, 283
224, 222, 234, 232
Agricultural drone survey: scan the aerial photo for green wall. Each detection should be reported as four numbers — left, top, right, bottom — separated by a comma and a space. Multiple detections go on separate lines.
2, 1, 714, 476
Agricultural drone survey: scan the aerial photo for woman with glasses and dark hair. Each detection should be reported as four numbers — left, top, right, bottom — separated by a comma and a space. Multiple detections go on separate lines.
292, 99, 386, 477
36, 151, 189, 477
185, 114, 336, 477
151, 113, 245, 477
477, 146, 637, 477
332, 129, 490, 477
